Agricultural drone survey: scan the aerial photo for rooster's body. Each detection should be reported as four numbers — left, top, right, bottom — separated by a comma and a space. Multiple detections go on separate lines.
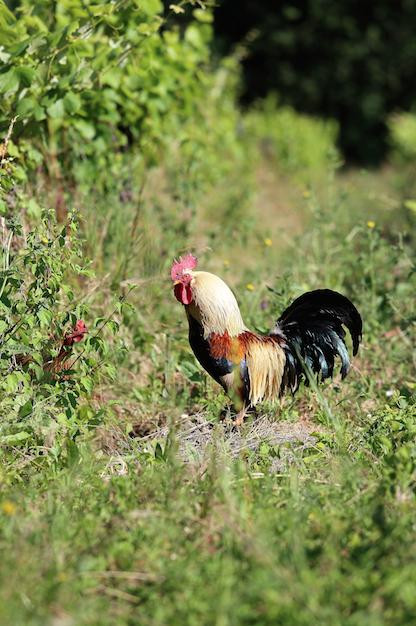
171, 255, 362, 425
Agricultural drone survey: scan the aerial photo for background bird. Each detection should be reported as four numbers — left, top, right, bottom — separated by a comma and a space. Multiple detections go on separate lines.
171, 254, 362, 425
15, 319, 88, 375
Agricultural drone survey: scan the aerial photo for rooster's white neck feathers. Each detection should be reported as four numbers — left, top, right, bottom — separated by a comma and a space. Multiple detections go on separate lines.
187, 271, 246, 338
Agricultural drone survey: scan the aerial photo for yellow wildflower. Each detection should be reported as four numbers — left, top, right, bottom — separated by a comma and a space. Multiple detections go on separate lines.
1, 500, 16, 516
367, 220, 375, 229
246, 283, 255, 291
264, 238, 272, 247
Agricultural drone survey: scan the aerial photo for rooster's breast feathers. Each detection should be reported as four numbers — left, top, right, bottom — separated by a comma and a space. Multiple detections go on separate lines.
187, 307, 286, 406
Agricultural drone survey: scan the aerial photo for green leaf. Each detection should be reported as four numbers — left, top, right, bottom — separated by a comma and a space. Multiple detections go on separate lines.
4, 373, 19, 393
62, 391, 78, 410
63, 91, 82, 115
73, 119, 95, 140
137, 0, 163, 16
184, 25, 203, 49
26, 198, 42, 218
66, 439, 80, 465
89, 4, 113, 16
154, 441, 164, 460
0, 69, 19, 94
0, 1, 21, 45
104, 363, 116, 379
47, 98, 65, 119
0, 431, 31, 445
32, 103, 45, 120
16, 96, 38, 117
5, 139, 18, 156
59, 225, 66, 247
0, 319, 7, 333
13, 165, 27, 182
15, 66, 35, 87
107, 320, 119, 334
193, 9, 213, 23
101, 69, 121, 89
80, 376, 93, 394
37, 308, 52, 327
27, 36, 47, 55
18, 400, 33, 418
0, 293, 12, 309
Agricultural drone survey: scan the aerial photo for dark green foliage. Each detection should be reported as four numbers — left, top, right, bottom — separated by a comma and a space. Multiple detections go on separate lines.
214, 0, 416, 163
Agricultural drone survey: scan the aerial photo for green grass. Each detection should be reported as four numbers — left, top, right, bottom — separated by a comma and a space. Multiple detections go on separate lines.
0, 148, 415, 625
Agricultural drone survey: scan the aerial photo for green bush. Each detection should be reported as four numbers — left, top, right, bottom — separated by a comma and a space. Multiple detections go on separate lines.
0, 209, 121, 450
244, 95, 339, 183
388, 112, 416, 163
0, 132, 121, 454
0, 0, 235, 187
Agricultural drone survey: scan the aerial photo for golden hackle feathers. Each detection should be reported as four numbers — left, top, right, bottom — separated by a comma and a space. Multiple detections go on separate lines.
189, 271, 246, 338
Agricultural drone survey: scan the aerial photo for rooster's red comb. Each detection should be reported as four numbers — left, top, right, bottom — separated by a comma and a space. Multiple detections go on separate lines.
170, 254, 198, 281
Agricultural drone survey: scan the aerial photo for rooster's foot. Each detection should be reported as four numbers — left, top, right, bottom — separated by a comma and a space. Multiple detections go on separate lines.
233, 409, 246, 427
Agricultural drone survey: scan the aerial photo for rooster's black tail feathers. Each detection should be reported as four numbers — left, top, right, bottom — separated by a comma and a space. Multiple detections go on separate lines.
271, 289, 362, 394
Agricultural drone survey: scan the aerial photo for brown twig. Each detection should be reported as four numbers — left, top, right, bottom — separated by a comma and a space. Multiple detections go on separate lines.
0, 116, 17, 169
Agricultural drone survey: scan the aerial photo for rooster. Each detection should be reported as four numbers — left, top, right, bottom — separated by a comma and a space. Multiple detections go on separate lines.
171, 254, 362, 425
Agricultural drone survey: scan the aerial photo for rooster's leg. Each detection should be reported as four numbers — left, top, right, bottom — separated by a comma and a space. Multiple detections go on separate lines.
233, 405, 247, 427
